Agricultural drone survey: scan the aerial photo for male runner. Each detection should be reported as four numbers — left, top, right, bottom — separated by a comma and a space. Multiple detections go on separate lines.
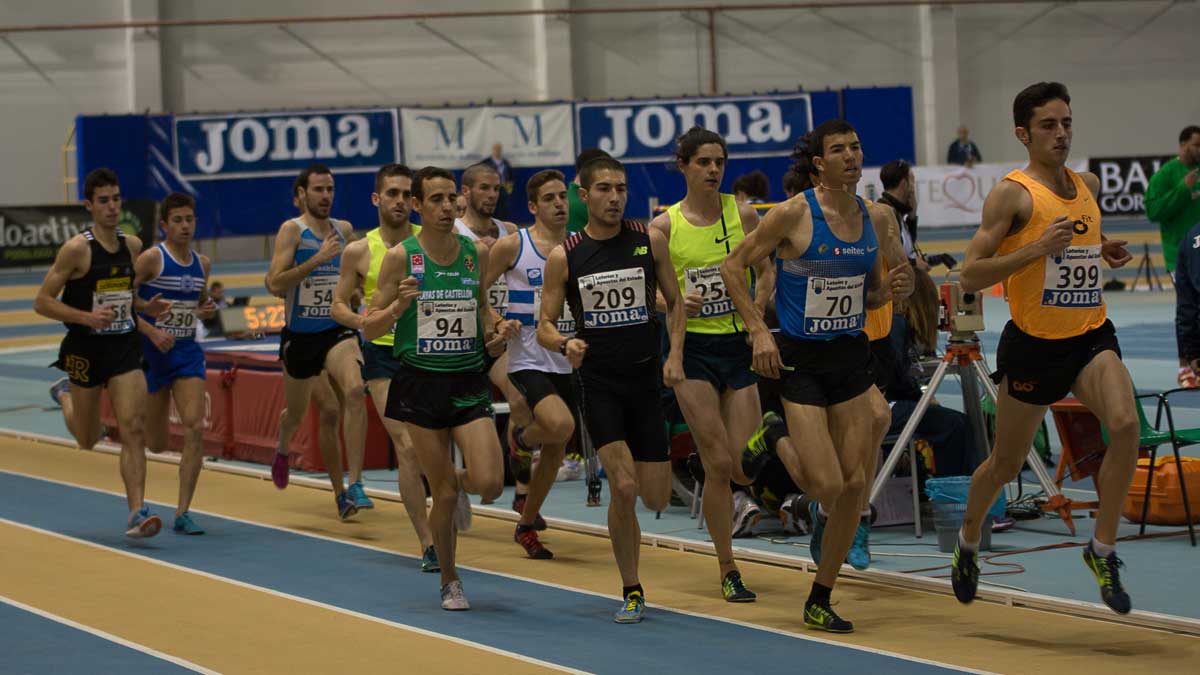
265, 164, 369, 519
332, 163, 438, 572
482, 169, 580, 560
364, 166, 510, 611
134, 192, 217, 535
649, 126, 773, 601
722, 120, 912, 633
537, 156, 687, 623
953, 82, 1136, 614
36, 168, 169, 537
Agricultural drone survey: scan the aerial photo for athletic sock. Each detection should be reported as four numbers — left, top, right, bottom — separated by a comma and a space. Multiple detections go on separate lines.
817, 504, 829, 520
860, 508, 871, 518
958, 528, 979, 552
807, 582, 832, 607
1090, 538, 1115, 557
622, 584, 644, 598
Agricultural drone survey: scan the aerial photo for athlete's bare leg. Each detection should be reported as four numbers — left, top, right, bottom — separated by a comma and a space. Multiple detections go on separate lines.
367, 378, 432, 549
517, 394, 574, 527
407, 424, 457, 585
106, 369, 150, 511
143, 388, 171, 453
58, 387, 104, 450
598, 442, 644, 587
324, 339, 368, 484
171, 377, 207, 516
310, 372, 347, 495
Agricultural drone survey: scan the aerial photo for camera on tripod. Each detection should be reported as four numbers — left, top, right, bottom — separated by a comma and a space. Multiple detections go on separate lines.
938, 281, 984, 333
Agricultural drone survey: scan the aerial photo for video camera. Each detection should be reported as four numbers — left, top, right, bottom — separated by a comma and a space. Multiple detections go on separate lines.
938, 281, 984, 334
925, 252, 958, 269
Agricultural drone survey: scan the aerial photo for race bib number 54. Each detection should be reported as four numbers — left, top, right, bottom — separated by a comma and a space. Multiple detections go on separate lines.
579, 267, 648, 328
298, 275, 336, 318
1042, 245, 1101, 308
804, 275, 864, 335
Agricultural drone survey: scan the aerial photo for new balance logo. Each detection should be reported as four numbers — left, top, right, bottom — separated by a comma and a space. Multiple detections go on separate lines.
633, 246, 648, 256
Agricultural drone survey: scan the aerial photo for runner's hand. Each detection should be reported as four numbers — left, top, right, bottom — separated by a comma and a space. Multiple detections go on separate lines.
314, 231, 342, 264
663, 356, 685, 388
82, 306, 116, 331
149, 327, 175, 353
485, 331, 508, 357
143, 293, 172, 319
683, 291, 704, 318
497, 318, 522, 341
388, 277, 420, 318
197, 298, 218, 320
1036, 216, 1075, 257
1185, 168, 1198, 190
564, 338, 588, 369
885, 263, 914, 300
750, 330, 782, 379
1101, 238, 1132, 268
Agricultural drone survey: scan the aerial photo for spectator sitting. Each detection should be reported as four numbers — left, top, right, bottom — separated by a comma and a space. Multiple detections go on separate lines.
731, 170, 770, 204
946, 125, 982, 166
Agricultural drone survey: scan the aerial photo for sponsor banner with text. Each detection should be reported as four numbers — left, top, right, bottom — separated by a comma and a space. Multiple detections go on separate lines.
400, 104, 574, 169
1087, 155, 1174, 216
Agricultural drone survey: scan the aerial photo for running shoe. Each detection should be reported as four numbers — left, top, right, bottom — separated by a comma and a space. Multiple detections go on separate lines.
778, 493, 810, 535
515, 524, 554, 559
1179, 367, 1198, 390
804, 600, 854, 633
336, 491, 358, 521
721, 571, 757, 603
125, 507, 162, 539
807, 499, 825, 565
454, 482, 472, 532
512, 493, 547, 531
556, 454, 583, 481
172, 512, 205, 535
742, 411, 785, 481
421, 545, 440, 573
613, 590, 645, 624
951, 541, 980, 604
271, 452, 290, 490
49, 377, 70, 406
347, 481, 374, 510
440, 580, 470, 611
1083, 544, 1132, 614
847, 518, 871, 570
731, 491, 762, 538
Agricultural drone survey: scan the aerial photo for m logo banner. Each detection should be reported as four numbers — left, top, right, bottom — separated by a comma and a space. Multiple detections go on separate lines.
401, 104, 573, 169
574, 93, 812, 163
174, 109, 399, 180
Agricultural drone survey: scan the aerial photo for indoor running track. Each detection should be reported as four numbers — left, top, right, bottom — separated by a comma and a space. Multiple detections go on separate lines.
1, 437, 1197, 675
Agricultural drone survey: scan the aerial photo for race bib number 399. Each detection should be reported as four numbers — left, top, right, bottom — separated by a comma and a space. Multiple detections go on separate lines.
579, 268, 648, 329
417, 299, 478, 355
298, 275, 337, 318
804, 275, 865, 335
1043, 245, 1101, 308
684, 266, 733, 317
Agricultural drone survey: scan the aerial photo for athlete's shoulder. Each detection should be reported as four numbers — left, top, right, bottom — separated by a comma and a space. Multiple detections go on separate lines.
649, 210, 671, 233
623, 218, 648, 234
986, 177, 1030, 204
333, 219, 355, 239
1077, 171, 1101, 197
763, 193, 809, 226
735, 200, 759, 224
276, 218, 302, 238
341, 238, 370, 267
124, 234, 145, 256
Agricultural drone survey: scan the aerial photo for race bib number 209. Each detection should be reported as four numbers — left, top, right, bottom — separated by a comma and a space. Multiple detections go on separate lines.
579, 267, 648, 329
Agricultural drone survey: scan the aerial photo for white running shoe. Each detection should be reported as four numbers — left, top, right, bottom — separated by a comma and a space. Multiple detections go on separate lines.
732, 491, 762, 538
556, 455, 583, 482
440, 580, 470, 611
454, 481, 472, 532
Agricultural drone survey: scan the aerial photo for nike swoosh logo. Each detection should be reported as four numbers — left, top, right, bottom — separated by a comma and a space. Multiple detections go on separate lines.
714, 234, 735, 245
867, 246, 878, 252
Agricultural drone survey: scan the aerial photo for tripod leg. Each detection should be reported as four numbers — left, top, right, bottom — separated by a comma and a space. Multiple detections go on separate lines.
869, 358, 952, 503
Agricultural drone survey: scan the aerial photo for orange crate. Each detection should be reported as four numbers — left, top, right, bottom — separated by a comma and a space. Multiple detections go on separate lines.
1123, 456, 1200, 525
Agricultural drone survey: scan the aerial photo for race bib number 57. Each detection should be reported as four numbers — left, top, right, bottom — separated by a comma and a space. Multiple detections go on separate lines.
579, 267, 648, 329
1042, 245, 1101, 308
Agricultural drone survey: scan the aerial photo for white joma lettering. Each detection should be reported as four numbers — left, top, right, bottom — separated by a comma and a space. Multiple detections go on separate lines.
194, 114, 379, 174
598, 102, 789, 158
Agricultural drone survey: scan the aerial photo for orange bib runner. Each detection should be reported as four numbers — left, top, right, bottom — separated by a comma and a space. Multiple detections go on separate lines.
996, 169, 1106, 340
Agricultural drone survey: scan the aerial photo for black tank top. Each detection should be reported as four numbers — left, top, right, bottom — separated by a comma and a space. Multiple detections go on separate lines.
62, 229, 136, 336
564, 220, 658, 371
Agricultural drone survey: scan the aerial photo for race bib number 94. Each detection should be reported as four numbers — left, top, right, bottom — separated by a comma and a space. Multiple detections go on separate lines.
804, 275, 865, 335
579, 267, 648, 329
417, 299, 478, 355
684, 266, 733, 317
298, 275, 337, 318
1043, 245, 1101, 308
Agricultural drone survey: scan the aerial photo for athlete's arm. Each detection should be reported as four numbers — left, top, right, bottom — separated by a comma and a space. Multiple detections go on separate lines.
197, 255, 217, 319
651, 227, 686, 387
959, 181, 1073, 294
332, 239, 367, 330
131, 246, 172, 348
1081, 172, 1132, 268
865, 255, 893, 310
33, 236, 113, 330
362, 246, 417, 342
738, 203, 775, 315
868, 203, 914, 302
536, 246, 586, 366
265, 220, 334, 296
722, 199, 799, 338
479, 232, 519, 333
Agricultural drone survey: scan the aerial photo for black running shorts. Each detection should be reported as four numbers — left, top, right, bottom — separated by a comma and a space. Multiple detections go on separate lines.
775, 331, 876, 407
578, 363, 668, 462
682, 332, 757, 392
53, 331, 143, 388
991, 319, 1121, 406
360, 340, 402, 382
385, 365, 493, 430
279, 325, 360, 380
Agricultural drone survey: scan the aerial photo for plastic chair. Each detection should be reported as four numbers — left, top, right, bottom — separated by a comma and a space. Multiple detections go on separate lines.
1101, 390, 1197, 546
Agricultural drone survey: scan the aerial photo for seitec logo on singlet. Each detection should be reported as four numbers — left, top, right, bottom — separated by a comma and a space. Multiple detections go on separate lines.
579, 267, 648, 328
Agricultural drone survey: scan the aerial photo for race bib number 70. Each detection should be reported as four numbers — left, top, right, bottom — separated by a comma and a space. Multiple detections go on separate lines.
803, 275, 865, 336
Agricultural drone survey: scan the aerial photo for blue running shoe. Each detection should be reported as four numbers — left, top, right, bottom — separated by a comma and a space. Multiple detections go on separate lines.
125, 507, 162, 539
847, 518, 871, 570
614, 591, 645, 624
808, 499, 825, 565
347, 481, 374, 510
49, 377, 70, 406
336, 491, 358, 521
173, 512, 205, 535
421, 545, 440, 573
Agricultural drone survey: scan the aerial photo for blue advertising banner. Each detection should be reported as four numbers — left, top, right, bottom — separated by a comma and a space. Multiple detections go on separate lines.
173, 109, 400, 180
574, 93, 812, 163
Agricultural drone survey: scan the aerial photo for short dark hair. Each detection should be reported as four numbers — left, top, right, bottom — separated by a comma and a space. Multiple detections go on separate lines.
675, 126, 727, 164
293, 163, 333, 198
575, 148, 611, 173
578, 156, 626, 189
159, 192, 195, 221
210, 280, 224, 291
374, 163, 413, 193
789, 119, 857, 178
526, 169, 566, 202
1181, 126, 1200, 144
1012, 82, 1070, 129
880, 160, 913, 191
730, 170, 769, 201
412, 166, 456, 201
461, 162, 499, 189
83, 168, 120, 201
782, 170, 809, 197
